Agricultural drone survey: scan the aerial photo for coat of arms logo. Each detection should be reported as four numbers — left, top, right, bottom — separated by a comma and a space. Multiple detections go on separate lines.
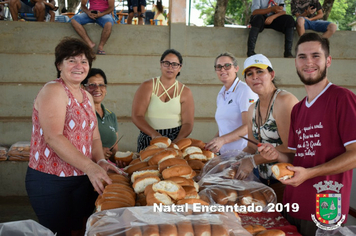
311, 181, 346, 230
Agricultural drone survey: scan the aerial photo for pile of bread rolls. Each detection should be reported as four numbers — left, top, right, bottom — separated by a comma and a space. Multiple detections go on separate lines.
114, 137, 215, 207
198, 183, 276, 213
7, 141, 31, 161
95, 173, 136, 212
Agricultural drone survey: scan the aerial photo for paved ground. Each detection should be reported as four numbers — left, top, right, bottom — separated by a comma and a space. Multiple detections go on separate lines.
0, 196, 38, 223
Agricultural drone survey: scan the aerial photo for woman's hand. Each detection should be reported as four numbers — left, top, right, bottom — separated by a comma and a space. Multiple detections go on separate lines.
84, 161, 112, 195
205, 137, 225, 153
257, 143, 279, 161
235, 158, 254, 180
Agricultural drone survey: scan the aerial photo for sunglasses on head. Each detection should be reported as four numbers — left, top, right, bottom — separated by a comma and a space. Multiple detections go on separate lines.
214, 63, 232, 71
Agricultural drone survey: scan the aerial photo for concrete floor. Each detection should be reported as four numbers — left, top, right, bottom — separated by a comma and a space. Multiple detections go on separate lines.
0, 196, 38, 223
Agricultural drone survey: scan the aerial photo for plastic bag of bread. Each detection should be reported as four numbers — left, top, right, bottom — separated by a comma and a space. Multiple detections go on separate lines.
0, 145, 8, 161
197, 150, 257, 183
198, 177, 277, 213
86, 205, 252, 236
7, 141, 31, 161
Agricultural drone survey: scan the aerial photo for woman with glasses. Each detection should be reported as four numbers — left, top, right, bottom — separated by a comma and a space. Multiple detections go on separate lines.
205, 52, 258, 155
81, 68, 119, 164
235, 54, 298, 203
25, 38, 122, 235
132, 49, 194, 152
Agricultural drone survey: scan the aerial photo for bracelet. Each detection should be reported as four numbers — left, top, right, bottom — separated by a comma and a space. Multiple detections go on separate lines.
97, 159, 108, 165
248, 155, 257, 168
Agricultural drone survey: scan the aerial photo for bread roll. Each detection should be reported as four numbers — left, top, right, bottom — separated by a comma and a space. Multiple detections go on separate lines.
159, 158, 188, 173
109, 173, 130, 183
165, 176, 195, 187
182, 146, 202, 157
96, 200, 131, 212
125, 162, 149, 175
115, 151, 134, 163
210, 188, 228, 205
148, 149, 177, 166
131, 170, 160, 183
140, 148, 165, 162
255, 229, 286, 236
137, 165, 159, 171
176, 198, 209, 206
176, 221, 194, 236
182, 186, 199, 199
243, 224, 266, 234
162, 165, 193, 179
129, 158, 142, 165
126, 226, 142, 236
135, 192, 147, 206
175, 138, 192, 150
153, 180, 186, 200
252, 190, 267, 207
146, 191, 174, 205
187, 160, 205, 170
132, 176, 161, 194
261, 188, 276, 203
105, 183, 136, 197
142, 225, 160, 236
144, 184, 154, 196
185, 153, 207, 162
150, 137, 172, 148
189, 139, 206, 149
202, 150, 215, 160
193, 220, 211, 236
239, 190, 253, 206
96, 193, 135, 206
159, 224, 178, 236
211, 224, 228, 236
271, 163, 294, 180
168, 143, 179, 150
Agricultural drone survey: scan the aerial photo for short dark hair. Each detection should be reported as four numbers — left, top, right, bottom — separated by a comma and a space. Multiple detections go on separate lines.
55, 37, 96, 78
160, 49, 183, 77
295, 32, 330, 57
81, 68, 107, 85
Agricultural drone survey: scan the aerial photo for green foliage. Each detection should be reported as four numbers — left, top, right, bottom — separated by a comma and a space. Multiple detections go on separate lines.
194, 0, 356, 30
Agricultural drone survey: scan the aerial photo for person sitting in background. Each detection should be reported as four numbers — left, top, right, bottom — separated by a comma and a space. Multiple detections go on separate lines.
25, 37, 121, 236
152, 0, 167, 25
235, 54, 299, 203
132, 49, 195, 152
44, 0, 58, 22
71, 0, 115, 55
9, 0, 46, 21
291, 0, 337, 38
248, 0, 295, 58
82, 68, 119, 164
127, 0, 145, 25
205, 52, 258, 155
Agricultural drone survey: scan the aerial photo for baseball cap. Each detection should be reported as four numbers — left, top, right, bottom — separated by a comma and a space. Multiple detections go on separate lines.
243, 54, 273, 75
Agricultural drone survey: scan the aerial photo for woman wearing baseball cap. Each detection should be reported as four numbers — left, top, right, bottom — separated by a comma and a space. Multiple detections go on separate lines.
235, 54, 299, 203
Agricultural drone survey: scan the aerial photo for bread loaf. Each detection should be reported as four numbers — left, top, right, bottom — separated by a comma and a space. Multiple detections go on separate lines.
176, 199, 209, 206
177, 221, 194, 236
131, 170, 160, 183
142, 225, 160, 236
193, 220, 211, 236
159, 224, 178, 236
255, 229, 286, 236
140, 148, 165, 162
243, 224, 266, 234
162, 164, 193, 179
148, 149, 177, 166
211, 224, 228, 236
125, 162, 149, 175
150, 137, 172, 148
271, 163, 294, 180
189, 139, 206, 149
159, 158, 188, 173
115, 151, 134, 164
126, 226, 142, 236
175, 138, 192, 150
132, 176, 161, 194
152, 180, 186, 200
182, 146, 202, 157
146, 192, 174, 206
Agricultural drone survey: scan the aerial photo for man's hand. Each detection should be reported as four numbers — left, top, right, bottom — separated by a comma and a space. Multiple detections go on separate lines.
265, 15, 276, 25
88, 11, 97, 20
272, 5, 284, 13
279, 165, 309, 187
306, 6, 316, 16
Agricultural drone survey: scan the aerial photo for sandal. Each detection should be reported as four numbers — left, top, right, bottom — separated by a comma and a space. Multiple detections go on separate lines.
139, 13, 145, 18
133, 12, 139, 18
97, 49, 106, 55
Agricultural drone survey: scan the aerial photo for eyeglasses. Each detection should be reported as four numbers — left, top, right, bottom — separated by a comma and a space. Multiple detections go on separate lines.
84, 83, 107, 90
214, 63, 232, 71
160, 61, 181, 69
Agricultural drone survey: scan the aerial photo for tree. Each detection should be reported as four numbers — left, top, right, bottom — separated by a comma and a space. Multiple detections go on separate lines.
214, 0, 229, 26
322, 0, 334, 20
58, 0, 81, 13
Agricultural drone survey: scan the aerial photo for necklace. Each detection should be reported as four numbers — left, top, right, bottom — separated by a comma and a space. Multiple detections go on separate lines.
257, 89, 277, 142
256, 89, 277, 185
